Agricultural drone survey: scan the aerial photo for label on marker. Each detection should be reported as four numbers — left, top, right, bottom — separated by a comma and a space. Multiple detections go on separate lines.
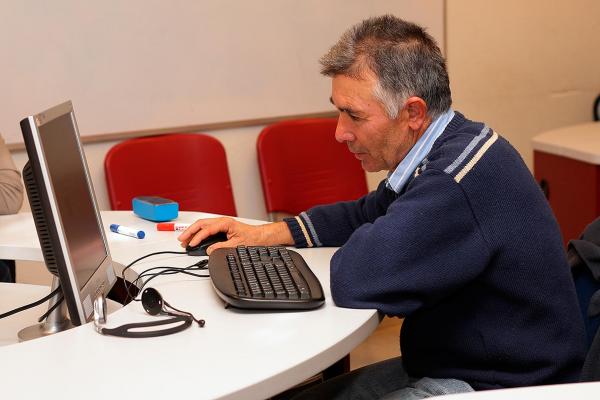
156, 222, 190, 231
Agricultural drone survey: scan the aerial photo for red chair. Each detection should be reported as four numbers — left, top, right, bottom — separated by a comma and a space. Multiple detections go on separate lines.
257, 118, 368, 219
105, 133, 237, 216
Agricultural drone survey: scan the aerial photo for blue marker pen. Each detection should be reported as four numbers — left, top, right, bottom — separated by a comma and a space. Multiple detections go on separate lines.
110, 224, 145, 239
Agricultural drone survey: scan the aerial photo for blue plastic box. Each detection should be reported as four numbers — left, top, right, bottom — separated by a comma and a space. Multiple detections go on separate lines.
132, 196, 179, 222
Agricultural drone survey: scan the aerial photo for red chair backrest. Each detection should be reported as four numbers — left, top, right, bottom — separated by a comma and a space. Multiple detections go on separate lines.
257, 118, 368, 216
105, 133, 237, 216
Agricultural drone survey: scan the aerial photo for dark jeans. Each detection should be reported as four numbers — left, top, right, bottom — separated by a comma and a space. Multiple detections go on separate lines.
289, 357, 473, 400
0, 260, 15, 282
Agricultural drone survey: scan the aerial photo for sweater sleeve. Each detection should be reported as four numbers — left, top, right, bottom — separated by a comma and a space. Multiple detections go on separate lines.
329, 170, 491, 317
284, 179, 396, 247
0, 135, 24, 215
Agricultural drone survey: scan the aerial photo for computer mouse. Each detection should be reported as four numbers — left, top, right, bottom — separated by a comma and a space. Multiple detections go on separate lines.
185, 232, 229, 256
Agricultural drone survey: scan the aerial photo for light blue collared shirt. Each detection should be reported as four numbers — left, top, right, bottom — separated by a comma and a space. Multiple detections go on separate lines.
386, 109, 455, 194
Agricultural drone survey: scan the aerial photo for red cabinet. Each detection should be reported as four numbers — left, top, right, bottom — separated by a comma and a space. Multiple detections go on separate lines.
532, 123, 600, 245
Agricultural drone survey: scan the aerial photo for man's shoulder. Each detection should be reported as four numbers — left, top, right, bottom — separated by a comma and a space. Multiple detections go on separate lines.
421, 113, 517, 179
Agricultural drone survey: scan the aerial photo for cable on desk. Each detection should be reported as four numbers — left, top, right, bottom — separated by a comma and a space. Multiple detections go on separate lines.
0, 286, 61, 320
120, 250, 187, 280
120, 251, 209, 303
121, 250, 187, 302
130, 261, 209, 289
127, 260, 209, 303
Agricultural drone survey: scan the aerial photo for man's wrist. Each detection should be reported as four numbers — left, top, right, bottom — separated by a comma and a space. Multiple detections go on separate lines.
273, 221, 294, 246
261, 221, 294, 246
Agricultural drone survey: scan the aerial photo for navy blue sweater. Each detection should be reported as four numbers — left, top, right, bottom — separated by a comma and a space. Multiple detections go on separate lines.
285, 112, 585, 390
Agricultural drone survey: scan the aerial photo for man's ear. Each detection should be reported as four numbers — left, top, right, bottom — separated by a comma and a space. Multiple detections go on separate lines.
404, 97, 429, 131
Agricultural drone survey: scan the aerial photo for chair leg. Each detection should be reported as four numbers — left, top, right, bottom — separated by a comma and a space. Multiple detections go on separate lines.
0, 260, 16, 283
322, 354, 351, 380
269, 355, 351, 399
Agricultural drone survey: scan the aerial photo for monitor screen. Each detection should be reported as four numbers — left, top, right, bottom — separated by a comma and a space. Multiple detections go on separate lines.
38, 112, 107, 288
20, 101, 116, 326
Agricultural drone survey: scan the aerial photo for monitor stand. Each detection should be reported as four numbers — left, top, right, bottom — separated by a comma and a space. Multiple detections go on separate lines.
18, 277, 74, 342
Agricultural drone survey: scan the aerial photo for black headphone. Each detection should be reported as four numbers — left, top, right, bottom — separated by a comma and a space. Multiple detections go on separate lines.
94, 288, 205, 338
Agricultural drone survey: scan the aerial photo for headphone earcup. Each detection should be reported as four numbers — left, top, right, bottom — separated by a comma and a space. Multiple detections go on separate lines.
141, 288, 163, 315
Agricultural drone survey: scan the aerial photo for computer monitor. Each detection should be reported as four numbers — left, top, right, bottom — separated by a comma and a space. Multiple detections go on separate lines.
19, 101, 117, 338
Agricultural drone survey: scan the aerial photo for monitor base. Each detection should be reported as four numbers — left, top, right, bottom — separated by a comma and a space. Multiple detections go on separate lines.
17, 317, 74, 341
17, 277, 74, 342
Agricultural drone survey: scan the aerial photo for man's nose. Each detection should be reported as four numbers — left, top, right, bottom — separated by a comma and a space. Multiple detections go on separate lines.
334, 116, 354, 143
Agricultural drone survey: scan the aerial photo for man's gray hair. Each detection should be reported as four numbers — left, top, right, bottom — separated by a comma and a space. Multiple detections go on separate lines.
320, 15, 451, 119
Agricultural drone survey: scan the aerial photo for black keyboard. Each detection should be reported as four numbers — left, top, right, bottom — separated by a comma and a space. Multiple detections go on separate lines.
207, 245, 325, 310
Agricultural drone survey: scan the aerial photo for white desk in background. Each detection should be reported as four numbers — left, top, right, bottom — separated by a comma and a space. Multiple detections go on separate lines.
0, 210, 230, 263
0, 211, 380, 400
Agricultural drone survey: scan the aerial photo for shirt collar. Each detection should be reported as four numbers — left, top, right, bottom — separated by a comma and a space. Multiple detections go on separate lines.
386, 109, 455, 194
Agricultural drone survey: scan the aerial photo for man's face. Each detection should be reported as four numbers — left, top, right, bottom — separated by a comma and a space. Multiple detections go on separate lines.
331, 73, 418, 173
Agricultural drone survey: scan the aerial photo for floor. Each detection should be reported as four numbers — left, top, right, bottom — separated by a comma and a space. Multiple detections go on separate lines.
350, 316, 403, 370
271, 316, 403, 399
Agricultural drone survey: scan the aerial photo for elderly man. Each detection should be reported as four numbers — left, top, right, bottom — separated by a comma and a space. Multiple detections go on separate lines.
179, 15, 585, 399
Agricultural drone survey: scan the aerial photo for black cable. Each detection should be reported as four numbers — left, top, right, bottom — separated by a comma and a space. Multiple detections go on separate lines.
131, 265, 208, 294
137, 260, 208, 279
0, 286, 62, 320
126, 263, 208, 302
134, 268, 208, 293
37, 293, 64, 322
127, 261, 209, 302
130, 260, 208, 282
121, 250, 187, 281
163, 300, 206, 327
121, 250, 188, 302
120, 251, 209, 303
132, 268, 209, 290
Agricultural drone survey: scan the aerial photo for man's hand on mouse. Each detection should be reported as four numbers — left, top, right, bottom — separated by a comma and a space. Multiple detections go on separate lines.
177, 217, 294, 255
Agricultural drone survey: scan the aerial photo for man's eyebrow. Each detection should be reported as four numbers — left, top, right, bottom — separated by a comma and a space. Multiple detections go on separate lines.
329, 96, 360, 115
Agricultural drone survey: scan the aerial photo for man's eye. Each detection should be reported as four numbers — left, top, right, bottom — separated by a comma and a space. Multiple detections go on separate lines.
349, 114, 361, 121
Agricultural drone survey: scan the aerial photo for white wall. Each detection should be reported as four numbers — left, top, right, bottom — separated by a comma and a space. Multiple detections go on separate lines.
446, 0, 600, 168
0, 0, 444, 145
3, 0, 439, 222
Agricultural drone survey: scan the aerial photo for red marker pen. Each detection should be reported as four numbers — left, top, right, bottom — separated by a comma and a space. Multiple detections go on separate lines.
156, 222, 190, 231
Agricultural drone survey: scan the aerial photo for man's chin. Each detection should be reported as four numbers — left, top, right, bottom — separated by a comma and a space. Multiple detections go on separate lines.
352, 154, 385, 172
360, 161, 382, 173
360, 160, 387, 172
